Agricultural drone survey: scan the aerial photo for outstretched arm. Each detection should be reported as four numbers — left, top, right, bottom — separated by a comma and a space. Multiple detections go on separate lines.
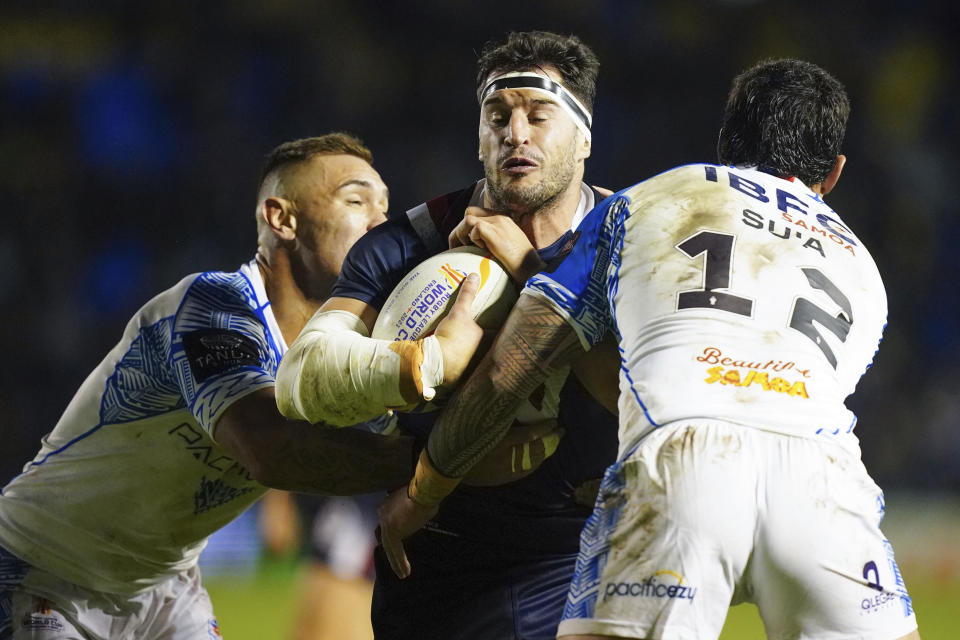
275, 280, 487, 427
216, 388, 414, 495
378, 293, 584, 577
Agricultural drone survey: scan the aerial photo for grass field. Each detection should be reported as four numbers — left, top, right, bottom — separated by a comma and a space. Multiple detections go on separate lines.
205, 494, 959, 639
206, 559, 956, 639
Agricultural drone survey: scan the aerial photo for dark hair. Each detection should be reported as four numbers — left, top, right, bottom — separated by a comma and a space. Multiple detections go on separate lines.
475, 31, 600, 115
259, 132, 373, 186
717, 59, 849, 186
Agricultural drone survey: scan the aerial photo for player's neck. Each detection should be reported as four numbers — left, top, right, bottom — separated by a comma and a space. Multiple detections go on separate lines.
512, 176, 585, 249
256, 248, 325, 345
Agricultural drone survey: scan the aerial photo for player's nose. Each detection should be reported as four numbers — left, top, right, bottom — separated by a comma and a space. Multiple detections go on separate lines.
504, 110, 531, 147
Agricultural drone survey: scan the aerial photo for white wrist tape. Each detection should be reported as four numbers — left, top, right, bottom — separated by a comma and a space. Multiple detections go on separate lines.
420, 336, 444, 401
275, 309, 443, 426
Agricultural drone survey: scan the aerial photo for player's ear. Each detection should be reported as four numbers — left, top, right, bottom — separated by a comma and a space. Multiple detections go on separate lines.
260, 197, 297, 241
819, 154, 846, 196
575, 130, 591, 161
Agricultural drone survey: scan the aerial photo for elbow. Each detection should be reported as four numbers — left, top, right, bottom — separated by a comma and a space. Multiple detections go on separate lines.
229, 441, 284, 489
216, 420, 289, 490
242, 454, 276, 488
251, 469, 289, 492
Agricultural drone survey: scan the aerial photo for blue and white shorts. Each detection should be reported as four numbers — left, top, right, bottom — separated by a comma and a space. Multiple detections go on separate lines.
1, 547, 220, 640
559, 419, 919, 640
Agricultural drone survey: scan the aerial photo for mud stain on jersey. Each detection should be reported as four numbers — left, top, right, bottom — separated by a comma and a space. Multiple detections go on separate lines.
746, 243, 779, 279
713, 433, 742, 460
612, 498, 661, 562
660, 424, 698, 465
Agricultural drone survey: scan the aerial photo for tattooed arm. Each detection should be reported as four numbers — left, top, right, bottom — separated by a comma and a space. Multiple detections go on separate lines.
216, 388, 414, 495
425, 293, 584, 478
378, 293, 584, 578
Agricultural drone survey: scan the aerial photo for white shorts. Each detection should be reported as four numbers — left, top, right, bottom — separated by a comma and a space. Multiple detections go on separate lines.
1, 547, 220, 640
558, 419, 918, 640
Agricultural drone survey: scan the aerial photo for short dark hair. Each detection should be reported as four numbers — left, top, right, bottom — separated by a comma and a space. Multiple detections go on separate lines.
475, 31, 600, 115
259, 132, 373, 187
717, 59, 849, 186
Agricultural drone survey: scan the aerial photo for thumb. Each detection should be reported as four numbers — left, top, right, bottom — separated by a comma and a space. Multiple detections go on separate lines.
450, 272, 481, 315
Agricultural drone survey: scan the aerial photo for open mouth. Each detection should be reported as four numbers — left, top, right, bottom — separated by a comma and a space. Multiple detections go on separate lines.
501, 156, 539, 174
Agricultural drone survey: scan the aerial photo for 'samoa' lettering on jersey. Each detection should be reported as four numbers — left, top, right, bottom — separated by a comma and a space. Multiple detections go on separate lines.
182, 329, 261, 383
704, 366, 810, 398
705, 165, 858, 257
740, 209, 856, 258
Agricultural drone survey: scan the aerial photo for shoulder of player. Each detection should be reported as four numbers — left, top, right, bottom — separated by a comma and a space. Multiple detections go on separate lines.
620, 163, 719, 199
341, 216, 424, 279
406, 180, 484, 249
171, 266, 266, 331
351, 215, 417, 252
183, 268, 258, 305
344, 180, 482, 271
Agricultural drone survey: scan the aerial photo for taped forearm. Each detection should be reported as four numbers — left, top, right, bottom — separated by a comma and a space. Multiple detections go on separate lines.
275, 310, 443, 426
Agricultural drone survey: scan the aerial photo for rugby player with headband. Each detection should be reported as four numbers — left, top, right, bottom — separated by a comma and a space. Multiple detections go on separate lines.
276, 31, 620, 640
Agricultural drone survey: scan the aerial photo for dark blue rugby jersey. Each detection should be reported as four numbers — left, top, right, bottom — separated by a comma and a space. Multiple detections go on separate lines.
332, 181, 619, 553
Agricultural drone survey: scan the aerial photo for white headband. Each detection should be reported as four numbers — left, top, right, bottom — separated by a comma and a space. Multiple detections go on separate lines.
480, 71, 592, 141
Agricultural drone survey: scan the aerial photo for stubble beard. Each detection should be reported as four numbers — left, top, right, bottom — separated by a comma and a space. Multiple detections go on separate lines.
485, 138, 579, 218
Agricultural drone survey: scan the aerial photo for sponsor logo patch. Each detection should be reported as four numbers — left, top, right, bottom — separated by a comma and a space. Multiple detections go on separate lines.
603, 570, 697, 603
859, 558, 913, 617
697, 347, 811, 398
182, 329, 260, 382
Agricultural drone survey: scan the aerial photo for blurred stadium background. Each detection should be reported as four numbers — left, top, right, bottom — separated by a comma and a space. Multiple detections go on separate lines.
1, 0, 957, 637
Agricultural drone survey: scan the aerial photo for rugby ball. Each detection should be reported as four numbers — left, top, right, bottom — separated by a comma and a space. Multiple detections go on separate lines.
371, 246, 518, 342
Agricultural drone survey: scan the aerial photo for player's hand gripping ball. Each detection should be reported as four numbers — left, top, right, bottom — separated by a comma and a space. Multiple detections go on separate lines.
372, 245, 518, 341
372, 246, 518, 409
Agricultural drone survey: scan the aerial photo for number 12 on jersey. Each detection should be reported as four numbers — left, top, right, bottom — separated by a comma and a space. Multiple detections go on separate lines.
675, 229, 852, 369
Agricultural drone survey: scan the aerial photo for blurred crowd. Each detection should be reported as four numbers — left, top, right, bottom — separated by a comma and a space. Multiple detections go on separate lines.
2, 0, 958, 491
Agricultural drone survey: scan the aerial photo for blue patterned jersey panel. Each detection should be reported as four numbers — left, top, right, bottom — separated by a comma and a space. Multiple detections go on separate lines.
170, 271, 281, 434
525, 194, 626, 348
99, 318, 184, 424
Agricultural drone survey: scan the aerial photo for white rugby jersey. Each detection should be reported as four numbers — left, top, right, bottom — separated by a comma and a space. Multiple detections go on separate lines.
0, 260, 285, 595
526, 165, 887, 458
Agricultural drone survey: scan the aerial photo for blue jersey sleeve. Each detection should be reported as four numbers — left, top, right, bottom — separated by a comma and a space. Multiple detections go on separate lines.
170, 271, 282, 436
524, 193, 626, 349
332, 218, 430, 311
